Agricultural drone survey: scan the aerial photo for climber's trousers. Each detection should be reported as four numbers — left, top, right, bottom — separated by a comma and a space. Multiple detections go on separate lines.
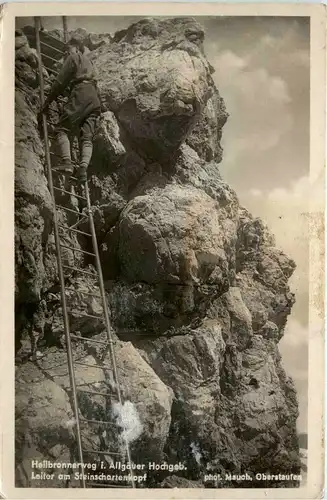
55, 132, 93, 171
55, 113, 99, 175
55, 129, 72, 164
77, 114, 99, 173
79, 140, 93, 169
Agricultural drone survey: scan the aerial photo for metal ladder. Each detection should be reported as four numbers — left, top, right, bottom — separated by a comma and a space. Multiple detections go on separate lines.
34, 16, 135, 489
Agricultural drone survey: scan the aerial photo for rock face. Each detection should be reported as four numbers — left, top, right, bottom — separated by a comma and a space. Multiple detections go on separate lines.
15, 18, 301, 489
91, 18, 223, 163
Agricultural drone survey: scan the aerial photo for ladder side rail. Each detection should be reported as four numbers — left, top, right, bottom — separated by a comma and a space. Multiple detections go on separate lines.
84, 186, 136, 488
34, 16, 86, 489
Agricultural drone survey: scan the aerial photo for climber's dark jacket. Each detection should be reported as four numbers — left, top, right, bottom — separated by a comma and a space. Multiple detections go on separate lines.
45, 51, 102, 132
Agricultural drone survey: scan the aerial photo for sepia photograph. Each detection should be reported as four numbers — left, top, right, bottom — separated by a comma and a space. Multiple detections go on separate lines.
0, 2, 324, 498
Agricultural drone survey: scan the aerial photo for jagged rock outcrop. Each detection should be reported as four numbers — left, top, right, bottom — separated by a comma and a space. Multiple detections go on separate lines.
16, 339, 173, 486
15, 17, 301, 489
91, 18, 223, 164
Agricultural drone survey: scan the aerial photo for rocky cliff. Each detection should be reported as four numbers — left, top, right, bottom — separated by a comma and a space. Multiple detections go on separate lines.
15, 17, 301, 489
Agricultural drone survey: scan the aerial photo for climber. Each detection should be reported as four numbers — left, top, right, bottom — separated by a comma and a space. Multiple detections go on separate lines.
38, 35, 102, 183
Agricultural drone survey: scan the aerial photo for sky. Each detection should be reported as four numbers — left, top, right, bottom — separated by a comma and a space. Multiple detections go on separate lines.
202, 16, 310, 434
17, 16, 310, 433
204, 18, 309, 188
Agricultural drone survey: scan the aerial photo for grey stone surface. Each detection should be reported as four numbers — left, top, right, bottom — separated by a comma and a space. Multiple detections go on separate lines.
15, 18, 301, 488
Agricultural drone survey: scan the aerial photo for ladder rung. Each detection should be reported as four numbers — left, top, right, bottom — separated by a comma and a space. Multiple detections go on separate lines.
76, 388, 114, 397
80, 417, 113, 426
44, 64, 59, 76
65, 288, 102, 299
74, 361, 112, 371
60, 244, 95, 257
82, 449, 121, 456
40, 39, 65, 55
56, 204, 81, 216
40, 31, 67, 49
50, 165, 76, 173
71, 311, 103, 320
70, 216, 89, 230
70, 334, 112, 346
62, 265, 96, 277
58, 224, 92, 237
41, 52, 63, 64
54, 186, 87, 201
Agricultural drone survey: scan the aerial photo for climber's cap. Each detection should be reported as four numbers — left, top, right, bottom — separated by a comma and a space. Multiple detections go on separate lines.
67, 36, 85, 54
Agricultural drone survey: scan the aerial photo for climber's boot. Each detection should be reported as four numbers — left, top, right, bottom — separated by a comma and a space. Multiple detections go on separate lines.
77, 165, 87, 184
77, 181, 87, 212
78, 197, 87, 213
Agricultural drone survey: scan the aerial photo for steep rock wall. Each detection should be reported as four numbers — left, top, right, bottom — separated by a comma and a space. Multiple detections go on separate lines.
15, 18, 301, 488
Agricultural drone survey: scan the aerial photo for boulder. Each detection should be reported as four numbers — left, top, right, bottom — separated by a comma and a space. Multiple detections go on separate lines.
91, 18, 219, 162
15, 362, 74, 487
15, 332, 173, 485
113, 342, 173, 462
219, 286, 253, 350
118, 184, 237, 289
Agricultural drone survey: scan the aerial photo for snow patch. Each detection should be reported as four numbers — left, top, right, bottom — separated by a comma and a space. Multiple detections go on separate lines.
190, 441, 202, 465
112, 400, 143, 446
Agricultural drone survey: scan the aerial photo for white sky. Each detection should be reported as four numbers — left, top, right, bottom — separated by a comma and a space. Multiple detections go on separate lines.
17, 16, 310, 433
203, 17, 309, 433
